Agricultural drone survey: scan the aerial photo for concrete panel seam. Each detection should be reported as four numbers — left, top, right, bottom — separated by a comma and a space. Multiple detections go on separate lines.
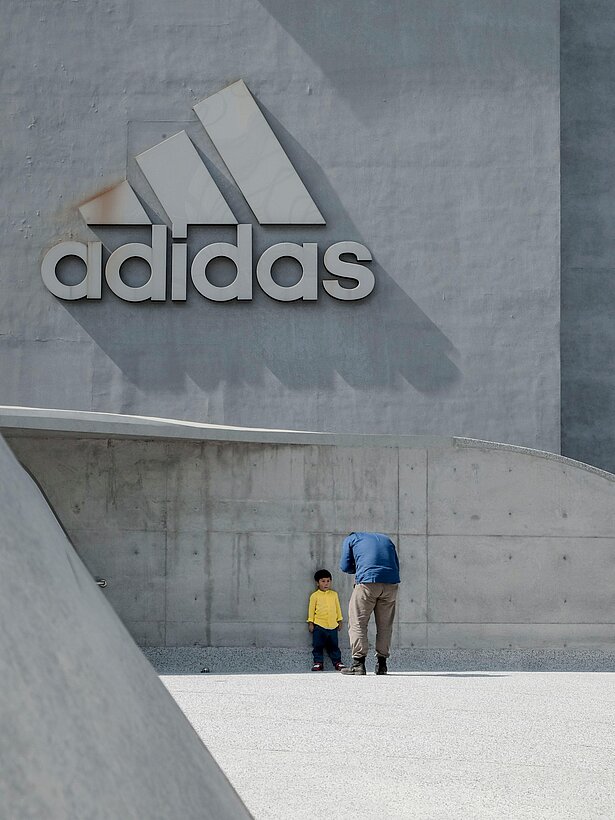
424, 533, 615, 540
426, 448, 430, 630
163, 442, 169, 647
396, 446, 400, 553
426, 621, 615, 625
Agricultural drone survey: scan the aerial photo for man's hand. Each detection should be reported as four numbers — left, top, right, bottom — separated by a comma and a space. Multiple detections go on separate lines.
308, 623, 314, 633
337, 622, 342, 631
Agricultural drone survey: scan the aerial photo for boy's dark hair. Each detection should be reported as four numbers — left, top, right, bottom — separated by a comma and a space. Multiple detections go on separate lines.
314, 569, 332, 582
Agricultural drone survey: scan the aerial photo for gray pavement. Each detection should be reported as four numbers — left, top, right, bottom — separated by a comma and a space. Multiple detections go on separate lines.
161, 668, 615, 820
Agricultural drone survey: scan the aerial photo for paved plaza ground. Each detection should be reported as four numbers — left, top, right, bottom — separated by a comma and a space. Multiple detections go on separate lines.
160, 666, 615, 819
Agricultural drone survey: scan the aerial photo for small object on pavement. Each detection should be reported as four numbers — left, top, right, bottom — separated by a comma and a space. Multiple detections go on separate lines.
200, 667, 210, 673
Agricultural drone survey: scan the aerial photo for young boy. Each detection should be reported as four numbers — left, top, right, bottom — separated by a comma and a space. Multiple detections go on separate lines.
307, 569, 344, 671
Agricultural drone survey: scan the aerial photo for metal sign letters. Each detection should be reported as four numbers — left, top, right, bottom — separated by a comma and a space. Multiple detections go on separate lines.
42, 80, 374, 303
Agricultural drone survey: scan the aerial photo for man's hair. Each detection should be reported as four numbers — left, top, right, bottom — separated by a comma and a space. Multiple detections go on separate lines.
314, 569, 332, 582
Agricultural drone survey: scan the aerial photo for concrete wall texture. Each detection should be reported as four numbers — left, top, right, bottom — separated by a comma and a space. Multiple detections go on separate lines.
0, 434, 249, 819
0, 0, 561, 452
8, 427, 615, 650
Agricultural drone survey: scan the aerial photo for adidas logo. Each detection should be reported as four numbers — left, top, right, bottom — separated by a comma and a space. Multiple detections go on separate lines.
41, 80, 374, 303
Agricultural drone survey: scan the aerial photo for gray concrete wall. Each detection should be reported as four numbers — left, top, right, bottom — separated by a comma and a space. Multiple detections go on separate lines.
0, 434, 249, 819
7, 414, 615, 650
561, 2, 615, 472
0, 0, 560, 452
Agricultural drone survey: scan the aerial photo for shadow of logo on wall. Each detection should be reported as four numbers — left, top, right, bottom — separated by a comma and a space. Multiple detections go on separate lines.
49, 78, 459, 403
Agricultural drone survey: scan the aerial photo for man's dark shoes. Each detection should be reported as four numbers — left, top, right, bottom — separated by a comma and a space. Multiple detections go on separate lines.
375, 655, 388, 675
340, 657, 366, 675
311, 662, 324, 671
334, 661, 344, 671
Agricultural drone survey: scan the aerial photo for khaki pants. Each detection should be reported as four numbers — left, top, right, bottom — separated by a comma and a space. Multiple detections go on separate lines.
347, 583, 398, 659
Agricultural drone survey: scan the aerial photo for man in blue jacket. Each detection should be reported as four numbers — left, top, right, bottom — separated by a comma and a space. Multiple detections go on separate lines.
339, 532, 400, 676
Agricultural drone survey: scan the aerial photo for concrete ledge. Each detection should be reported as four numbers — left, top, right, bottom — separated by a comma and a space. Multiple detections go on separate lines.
0, 405, 451, 448
143, 647, 615, 675
1, 406, 613, 480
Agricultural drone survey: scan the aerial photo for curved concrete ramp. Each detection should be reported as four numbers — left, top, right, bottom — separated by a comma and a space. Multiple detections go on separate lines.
0, 437, 250, 819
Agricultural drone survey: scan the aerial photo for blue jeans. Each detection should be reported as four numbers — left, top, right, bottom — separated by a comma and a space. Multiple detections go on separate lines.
312, 624, 341, 664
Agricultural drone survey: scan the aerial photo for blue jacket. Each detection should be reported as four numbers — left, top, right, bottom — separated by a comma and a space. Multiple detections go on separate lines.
339, 532, 400, 584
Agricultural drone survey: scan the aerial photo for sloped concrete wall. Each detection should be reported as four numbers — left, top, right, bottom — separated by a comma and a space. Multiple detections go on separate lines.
0, 435, 249, 819
5, 411, 615, 650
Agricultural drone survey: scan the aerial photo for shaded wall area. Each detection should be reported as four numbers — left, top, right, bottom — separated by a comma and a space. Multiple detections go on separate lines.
0, 434, 249, 819
561, 1, 615, 471
7, 428, 615, 650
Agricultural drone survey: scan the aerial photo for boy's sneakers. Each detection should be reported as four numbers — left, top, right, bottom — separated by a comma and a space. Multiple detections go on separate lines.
375, 655, 388, 675
340, 657, 366, 675
334, 661, 344, 671
311, 662, 324, 671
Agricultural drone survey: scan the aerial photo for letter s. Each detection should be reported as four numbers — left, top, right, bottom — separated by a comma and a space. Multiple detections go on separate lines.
322, 242, 374, 301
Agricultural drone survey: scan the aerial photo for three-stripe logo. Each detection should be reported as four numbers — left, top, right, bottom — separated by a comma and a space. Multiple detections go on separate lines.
41, 80, 374, 303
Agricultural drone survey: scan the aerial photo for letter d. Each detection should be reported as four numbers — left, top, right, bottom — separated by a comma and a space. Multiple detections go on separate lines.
105, 225, 166, 302
191, 224, 252, 301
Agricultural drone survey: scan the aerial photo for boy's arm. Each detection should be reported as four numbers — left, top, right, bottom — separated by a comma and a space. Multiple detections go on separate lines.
334, 591, 343, 625
339, 534, 356, 574
307, 591, 316, 630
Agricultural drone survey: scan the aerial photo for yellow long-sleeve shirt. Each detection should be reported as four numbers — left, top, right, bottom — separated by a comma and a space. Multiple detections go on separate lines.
307, 589, 343, 629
